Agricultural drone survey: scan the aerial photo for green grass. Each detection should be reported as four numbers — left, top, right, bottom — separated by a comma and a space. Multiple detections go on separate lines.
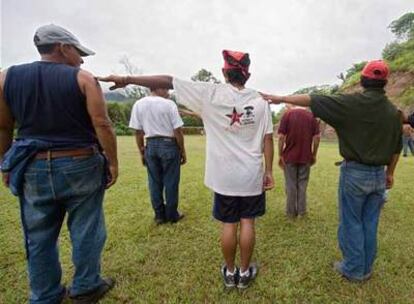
1, 136, 414, 303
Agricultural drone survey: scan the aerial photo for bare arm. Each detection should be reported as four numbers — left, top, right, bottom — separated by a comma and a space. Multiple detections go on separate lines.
98, 75, 173, 91
278, 134, 286, 170
134, 130, 146, 166
173, 127, 186, 165
78, 70, 118, 188
261, 93, 312, 107
263, 133, 274, 191
311, 135, 321, 165
385, 153, 400, 189
179, 109, 201, 119
0, 70, 15, 187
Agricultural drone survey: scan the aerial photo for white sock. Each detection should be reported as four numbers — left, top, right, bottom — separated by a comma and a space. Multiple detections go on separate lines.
240, 269, 250, 277
226, 268, 235, 276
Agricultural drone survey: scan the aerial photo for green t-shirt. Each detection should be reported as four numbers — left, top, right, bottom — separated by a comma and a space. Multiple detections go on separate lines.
310, 88, 402, 165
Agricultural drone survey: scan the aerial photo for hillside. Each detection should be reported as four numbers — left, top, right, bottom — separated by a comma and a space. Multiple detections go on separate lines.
340, 37, 414, 110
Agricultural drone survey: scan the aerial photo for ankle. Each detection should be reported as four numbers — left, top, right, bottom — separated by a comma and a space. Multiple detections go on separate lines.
226, 266, 236, 275
240, 268, 250, 277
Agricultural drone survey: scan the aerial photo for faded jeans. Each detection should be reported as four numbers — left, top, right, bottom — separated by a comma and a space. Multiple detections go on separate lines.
337, 161, 385, 280
145, 138, 181, 221
20, 154, 107, 304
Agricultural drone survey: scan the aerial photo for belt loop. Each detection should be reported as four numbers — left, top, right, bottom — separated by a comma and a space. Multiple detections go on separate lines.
47, 150, 51, 161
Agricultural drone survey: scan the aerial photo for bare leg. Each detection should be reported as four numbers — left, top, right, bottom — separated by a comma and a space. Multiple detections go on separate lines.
239, 218, 255, 272
221, 223, 238, 272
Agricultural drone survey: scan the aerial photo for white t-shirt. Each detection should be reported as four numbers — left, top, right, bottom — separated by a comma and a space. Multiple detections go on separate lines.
129, 95, 184, 137
173, 78, 273, 196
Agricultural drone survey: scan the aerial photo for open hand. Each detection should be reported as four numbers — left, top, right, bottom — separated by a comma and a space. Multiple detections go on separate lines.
97, 75, 128, 90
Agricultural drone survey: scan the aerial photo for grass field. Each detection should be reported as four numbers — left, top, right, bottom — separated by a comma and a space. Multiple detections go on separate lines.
1, 136, 414, 303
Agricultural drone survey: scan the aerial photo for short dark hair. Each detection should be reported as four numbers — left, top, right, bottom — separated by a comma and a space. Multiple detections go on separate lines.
36, 44, 58, 55
360, 76, 387, 89
225, 69, 249, 86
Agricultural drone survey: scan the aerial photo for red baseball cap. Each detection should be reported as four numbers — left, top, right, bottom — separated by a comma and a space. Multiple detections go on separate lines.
361, 60, 389, 80
222, 49, 250, 78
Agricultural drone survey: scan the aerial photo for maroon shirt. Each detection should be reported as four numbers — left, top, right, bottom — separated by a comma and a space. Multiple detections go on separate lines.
278, 108, 320, 164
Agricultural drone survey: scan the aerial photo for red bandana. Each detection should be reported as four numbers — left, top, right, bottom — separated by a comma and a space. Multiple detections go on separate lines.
222, 50, 250, 78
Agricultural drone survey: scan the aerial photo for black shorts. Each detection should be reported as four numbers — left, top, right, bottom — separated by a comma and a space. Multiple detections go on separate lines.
213, 192, 266, 223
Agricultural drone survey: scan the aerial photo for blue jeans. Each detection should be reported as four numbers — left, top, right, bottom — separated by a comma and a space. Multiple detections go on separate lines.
145, 138, 181, 221
337, 161, 385, 280
402, 135, 414, 156
20, 154, 107, 304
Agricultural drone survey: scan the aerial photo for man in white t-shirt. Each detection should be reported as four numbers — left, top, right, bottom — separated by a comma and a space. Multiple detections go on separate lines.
129, 87, 186, 224
99, 50, 274, 289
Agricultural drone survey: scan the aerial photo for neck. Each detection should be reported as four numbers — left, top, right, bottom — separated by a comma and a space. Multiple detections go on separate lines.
40, 54, 65, 64
230, 82, 245, 90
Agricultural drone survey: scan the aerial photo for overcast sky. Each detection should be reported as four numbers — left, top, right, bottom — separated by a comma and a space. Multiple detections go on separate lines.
1, 0, 412, 94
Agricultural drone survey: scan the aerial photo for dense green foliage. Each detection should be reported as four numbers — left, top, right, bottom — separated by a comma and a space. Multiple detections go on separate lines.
191, 69, 221, 83
1, 138, 414, 303
107, 101, 134, 135
341, 12, 414, 92
388, 12, 414, 40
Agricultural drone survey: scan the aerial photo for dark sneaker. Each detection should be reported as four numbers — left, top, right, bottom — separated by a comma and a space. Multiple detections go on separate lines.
154, 217, 166, 225
363, 271, 373, 281
171, 213, 185, 223
237, 264, 258, 289
221, 265, 238, 288
70, 277, 115, 304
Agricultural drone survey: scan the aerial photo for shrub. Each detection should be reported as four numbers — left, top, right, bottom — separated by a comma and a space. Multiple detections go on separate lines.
183, 127, 204, 135
114, 122, 133, 136
382, 41, 404, 61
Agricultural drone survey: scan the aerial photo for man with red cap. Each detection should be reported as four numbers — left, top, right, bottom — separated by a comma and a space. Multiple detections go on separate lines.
99, 50, 274, 289
262, 60, 402, 282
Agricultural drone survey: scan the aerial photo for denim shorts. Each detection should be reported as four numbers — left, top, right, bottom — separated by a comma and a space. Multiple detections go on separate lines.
213, 192, 266, 223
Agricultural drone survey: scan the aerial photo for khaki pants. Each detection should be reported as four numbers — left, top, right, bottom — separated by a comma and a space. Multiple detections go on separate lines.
284, 163, 311, 217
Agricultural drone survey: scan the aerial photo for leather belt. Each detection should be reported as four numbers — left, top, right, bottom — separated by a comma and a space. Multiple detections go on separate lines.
35, 147, 97, 160
146, 136, 175, 141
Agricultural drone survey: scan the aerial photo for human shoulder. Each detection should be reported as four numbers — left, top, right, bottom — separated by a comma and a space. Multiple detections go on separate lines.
0, 68, 8, 89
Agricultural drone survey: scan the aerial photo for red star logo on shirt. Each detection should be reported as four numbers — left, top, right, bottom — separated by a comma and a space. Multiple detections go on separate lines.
226, 107, 244, 126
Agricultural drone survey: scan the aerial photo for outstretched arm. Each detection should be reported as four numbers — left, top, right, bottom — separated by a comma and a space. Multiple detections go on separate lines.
261, 93, 312, 107
98, 75, 173, 90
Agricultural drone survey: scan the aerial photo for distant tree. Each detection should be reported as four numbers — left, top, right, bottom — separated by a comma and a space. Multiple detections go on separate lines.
191, 69, 221, 83
119, 55, 149, 100
382, 41, 404, 60
389, 12, 414, 41
107, 102, 127, 125
272, 109, 285, 125
336, 72, 345, 83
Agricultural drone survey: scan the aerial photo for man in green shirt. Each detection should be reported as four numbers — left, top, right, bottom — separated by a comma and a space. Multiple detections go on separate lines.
262, 60, 402, 282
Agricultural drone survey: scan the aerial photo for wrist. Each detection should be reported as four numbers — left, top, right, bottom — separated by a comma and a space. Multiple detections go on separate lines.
122, 75, 131, 85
